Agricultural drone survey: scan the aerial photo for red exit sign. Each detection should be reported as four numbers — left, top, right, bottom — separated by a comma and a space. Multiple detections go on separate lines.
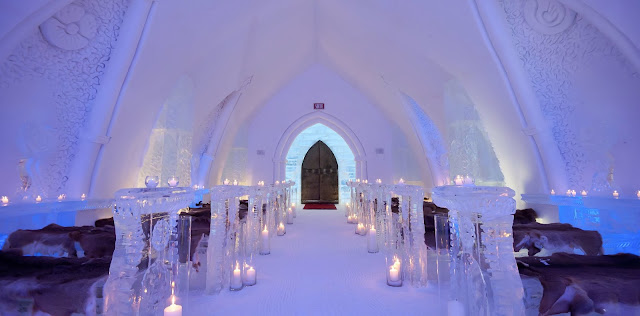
314, 103, 324, 110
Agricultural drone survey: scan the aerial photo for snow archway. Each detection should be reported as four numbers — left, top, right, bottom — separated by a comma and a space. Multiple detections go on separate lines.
285, 123, 356, 205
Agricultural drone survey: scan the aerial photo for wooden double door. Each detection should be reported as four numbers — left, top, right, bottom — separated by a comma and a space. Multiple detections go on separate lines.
301, 141, 339, 204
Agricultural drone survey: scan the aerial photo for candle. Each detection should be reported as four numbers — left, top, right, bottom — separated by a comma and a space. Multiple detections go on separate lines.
447, 300, 465, 316
164, 296, 182, 316
581, 190, 587, 197
463, 175, 474, 185
637, 190, 640, 199
571, 190, 576, 197
1, 196, 8, 205
291, 203, 297, 218
454, 175, 463, 186
277, 223, 286, 236
356, 179, 360, 183
287, 207, 293, 224
393, 257, 401, 270
613, 190, 619, 198
398, 178, 405, 185
356, 223, 365, 235
167, 177, 179, 187
367, 226, 378, 253
550, 189, 555, 195
244, 266, 256, 285
275, 181, 280, 185
35, 195, 42, 203
57, 194, 65, 201
80, 193, 86, 200
260, 227, 270, 254
231, 264, 243, 290
566, 190, 572, 196
223, 179, 230, 185
389, 266, 400, 282
376, 179, 382, 184
233, 180, 238, 186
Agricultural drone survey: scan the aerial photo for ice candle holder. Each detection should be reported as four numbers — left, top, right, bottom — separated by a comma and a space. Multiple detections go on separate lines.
386, 255, 402, 287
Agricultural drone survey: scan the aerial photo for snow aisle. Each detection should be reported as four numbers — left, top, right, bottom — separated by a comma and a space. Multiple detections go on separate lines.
189, 206, 438, 315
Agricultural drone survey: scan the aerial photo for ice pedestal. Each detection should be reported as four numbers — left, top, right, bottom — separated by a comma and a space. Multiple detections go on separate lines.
103, 187, 195, 315
432, 185, 524, 316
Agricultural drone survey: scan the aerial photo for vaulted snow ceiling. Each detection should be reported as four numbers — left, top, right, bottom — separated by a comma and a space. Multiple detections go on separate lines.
1, 0, 639, 209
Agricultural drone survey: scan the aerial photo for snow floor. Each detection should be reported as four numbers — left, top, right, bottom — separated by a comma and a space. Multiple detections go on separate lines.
188, 206, 439, 315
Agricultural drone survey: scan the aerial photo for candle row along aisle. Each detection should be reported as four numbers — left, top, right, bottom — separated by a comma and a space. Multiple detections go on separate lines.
346, 180, 428, 288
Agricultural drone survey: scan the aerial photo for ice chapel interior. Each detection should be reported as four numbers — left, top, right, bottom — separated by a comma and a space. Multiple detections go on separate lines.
0, 1, 639, 315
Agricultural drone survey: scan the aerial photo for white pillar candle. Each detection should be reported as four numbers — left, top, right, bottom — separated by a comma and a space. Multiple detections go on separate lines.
223, 179, 230, 185
231, 265, 243, 289
80, 193, 86, 200
454, 176, 463, 186
571, 190, 576, 197
36, 195, 42, 203
244, 266, 256, 285
164, 296, 182, 316
260, 228, 270, 254
233, 180, 238, 186
581, 190, 587, 197
1, 196, 8, 205
367, 227, 378, 252
389, 266, 400, 282
168, 177, 179, 187
277, 223, 286, 236
613, 190, 619, 198
566, 190, 572, 196
447, 300, 465, 316
287, 207, 293, 224
550, 189, 555, 195
292, 203, 297, 218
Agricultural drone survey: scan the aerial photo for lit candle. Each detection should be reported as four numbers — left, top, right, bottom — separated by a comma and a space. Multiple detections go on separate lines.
57, 194, 65, 201
356, 223, 364, 235
454, 175, 463, 186
233, 180, 238, 186
571, 190, 576, 197
613, 190, 619, 198
389, 266, 400, 282
447, 300, 465, 316
35, 195, 42, 203
1, 196, 8, 205
167, 177, 179, 187
637, 190, 640, 199
566, 190, 572, 197
244, 266, 256, 285
398, 178, 405, 185
223, 179, 230, 185
367, 226, 378, 253
581, 190, 587, 197
287, 207, 294, 224
376, 179, 382, 184
291, 202, 297, 218
80, 193, 86, 200
463, 175, 474, 185
550, 189, 555, 195
356, 179, 360, 183
277, 223, 286, 236
260, 227, 270, 254
164, 296, 182, 316
393, 257, 401, 270
231, 264, 243, 290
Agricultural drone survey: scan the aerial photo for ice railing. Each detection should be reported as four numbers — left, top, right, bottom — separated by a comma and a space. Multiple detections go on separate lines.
346, 179, 428, 288
432, 185, 525, 316
0, 197, 114, 251
521, 193, 640, 255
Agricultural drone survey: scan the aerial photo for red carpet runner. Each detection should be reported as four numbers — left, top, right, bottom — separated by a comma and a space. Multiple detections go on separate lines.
303, 204, 337, 210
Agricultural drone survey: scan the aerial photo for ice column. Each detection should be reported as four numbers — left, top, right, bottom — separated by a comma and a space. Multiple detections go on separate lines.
432, 185, 524, 316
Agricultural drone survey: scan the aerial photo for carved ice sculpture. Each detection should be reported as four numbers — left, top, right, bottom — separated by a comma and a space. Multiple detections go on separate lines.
104, 187, 194, 315
432, 185, 525, 316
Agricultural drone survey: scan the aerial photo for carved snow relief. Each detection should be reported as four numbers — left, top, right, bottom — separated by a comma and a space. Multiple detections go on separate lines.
524, 0, 576, 35
500, 0, 636, 189
39, 4, 98, 50
0, 0, 129, 195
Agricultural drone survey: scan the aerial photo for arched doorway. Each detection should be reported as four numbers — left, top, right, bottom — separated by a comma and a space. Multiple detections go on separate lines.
301, 141, 339, 204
